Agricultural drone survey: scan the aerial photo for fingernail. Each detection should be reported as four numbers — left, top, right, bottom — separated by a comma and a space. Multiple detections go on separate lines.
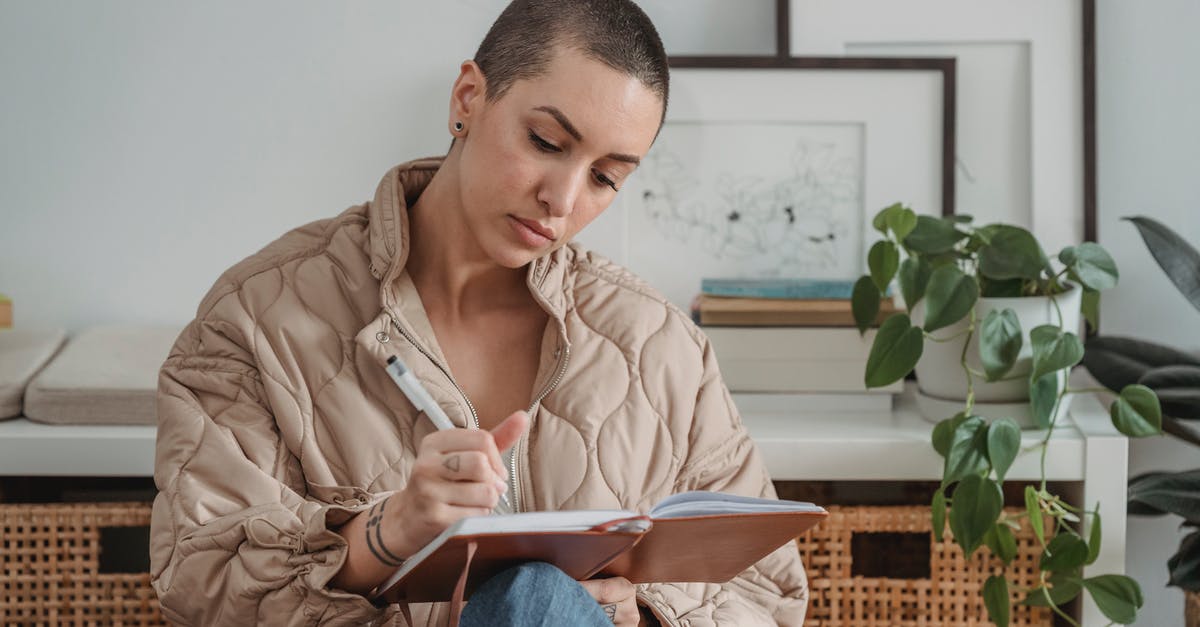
494, 479, 509, 494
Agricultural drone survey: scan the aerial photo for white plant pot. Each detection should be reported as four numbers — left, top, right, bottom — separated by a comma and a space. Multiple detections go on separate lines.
909, 283, 1082, 428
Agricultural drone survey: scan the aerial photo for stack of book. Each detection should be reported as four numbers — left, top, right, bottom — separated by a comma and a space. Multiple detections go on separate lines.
693, 278, 903, 408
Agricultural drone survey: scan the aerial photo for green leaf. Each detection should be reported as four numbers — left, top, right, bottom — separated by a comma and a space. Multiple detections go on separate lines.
932, 412, 969, 457
872, 203, 901, 235
1081, 288, 1100, 332
1168, 530, 1200, 591
948, 475, 1003, 557
1029, 373, 1060, 429
1125, 215, 1200, 314
1111, 384, 1163, 437
983, 524, 1018, 566
869, 240, 901, 292
922, 264, 979, 332
1082, 574, 1143, 624
983, 575, 1010, 627
1059, 246, 1078, 266
1040, 533, 1089, 572
904, 215, 967, 255
980, 309, 1023, 381
851, 275, 881, 335
864, 314, 924, 388
987, 419, 1021, 482
1030, 325, 1084, 383
980, 277, 1025, 298
1139, 365, 1200, 419
1086, 506, 1102, 565
1127, 469, 1200, 519
1140, 364, 1200, 389
1022, 574, 1083, 607
898, 256, 932, 310
932, 488, 947, 543
1025, 485, 1045, 547
995, 523, 1018, 565
1069, 242, 1120, 291
978, 225, 1048, 280
886, 205, 919, 241
1084, 336, 1200, 413
943, 416, 989, 485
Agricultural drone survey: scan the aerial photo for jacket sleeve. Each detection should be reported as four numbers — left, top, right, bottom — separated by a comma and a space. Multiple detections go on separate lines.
150, 304, 386, 626
637, 334, 810, 627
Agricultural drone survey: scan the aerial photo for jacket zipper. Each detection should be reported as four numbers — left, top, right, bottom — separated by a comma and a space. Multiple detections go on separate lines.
514, 343, 570, 513
385, 314, 481, 431
382, 312, 570, 514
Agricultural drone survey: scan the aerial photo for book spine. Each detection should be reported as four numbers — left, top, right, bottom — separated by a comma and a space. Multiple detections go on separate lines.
701, 278, 857, 300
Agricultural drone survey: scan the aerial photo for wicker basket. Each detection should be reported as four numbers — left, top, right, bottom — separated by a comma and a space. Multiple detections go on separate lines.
797, 505, 1053, 626
1, 502, 164, 626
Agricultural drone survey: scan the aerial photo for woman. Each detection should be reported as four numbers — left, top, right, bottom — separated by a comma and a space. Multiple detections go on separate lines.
150, 1, 808, 625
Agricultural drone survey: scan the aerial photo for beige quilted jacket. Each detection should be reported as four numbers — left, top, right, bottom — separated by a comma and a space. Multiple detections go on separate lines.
151, 159, 809, 626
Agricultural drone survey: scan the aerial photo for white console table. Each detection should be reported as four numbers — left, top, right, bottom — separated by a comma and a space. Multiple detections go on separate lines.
0, 383, 1126, 625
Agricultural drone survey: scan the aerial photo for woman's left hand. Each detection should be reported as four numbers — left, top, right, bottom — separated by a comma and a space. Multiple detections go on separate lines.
579, 576, 641, 626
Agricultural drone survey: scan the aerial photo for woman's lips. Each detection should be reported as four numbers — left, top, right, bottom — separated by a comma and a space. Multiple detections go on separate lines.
508, 216, 556, 246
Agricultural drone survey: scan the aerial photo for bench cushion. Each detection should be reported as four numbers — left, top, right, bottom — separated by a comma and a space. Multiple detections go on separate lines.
24, 326, 179, 426
0, 329, 67, 420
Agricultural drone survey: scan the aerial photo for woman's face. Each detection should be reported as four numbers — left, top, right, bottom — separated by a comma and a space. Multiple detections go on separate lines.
453, 46, 663, 268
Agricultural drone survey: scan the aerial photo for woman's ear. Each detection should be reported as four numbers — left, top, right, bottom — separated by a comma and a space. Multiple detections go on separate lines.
449, 60, 487, 134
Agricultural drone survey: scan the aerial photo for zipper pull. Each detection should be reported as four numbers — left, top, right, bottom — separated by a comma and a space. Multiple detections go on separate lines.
376, 312, 393, 344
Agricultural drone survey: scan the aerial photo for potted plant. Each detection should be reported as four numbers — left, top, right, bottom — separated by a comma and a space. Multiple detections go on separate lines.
850, 203, 1162, 626
1082, 216, 1200, 625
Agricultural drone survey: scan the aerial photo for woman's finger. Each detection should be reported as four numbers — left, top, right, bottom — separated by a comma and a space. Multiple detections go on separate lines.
425, 428, 507, 478
437, 450, 498, 484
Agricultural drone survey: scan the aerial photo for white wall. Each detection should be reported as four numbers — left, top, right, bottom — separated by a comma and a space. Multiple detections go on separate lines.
0, 0, 775, 330
1098, 1, 1200, 625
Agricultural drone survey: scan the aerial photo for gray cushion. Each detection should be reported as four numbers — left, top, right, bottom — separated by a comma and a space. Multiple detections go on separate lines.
0, 328, 67, 419
24, 326, 180, 425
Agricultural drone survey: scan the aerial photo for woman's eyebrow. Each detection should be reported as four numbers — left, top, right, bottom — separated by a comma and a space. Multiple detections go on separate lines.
532, 105, 641, 165
534, 105, 583, 141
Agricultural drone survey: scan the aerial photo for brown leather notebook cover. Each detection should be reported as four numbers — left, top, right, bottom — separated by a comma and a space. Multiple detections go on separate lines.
378, 528, 645, 604
375, 509, 827, 604
599, 511, 827, 583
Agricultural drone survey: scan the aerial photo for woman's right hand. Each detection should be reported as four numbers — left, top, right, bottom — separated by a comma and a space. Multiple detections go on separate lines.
384, 410, 530, 558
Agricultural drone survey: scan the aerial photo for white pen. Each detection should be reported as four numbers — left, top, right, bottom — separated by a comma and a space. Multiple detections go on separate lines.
384, 355, 512, 513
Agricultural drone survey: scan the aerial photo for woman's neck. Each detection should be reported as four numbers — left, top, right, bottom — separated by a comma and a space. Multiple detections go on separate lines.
405, 160, 531, 322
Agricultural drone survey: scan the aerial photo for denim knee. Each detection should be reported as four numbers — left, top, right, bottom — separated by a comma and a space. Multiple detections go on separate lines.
461, 562, 611, 627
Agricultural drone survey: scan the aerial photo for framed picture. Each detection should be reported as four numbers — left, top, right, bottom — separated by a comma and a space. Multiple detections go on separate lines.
786, 0, 1096, 248
591, 57, 955, 309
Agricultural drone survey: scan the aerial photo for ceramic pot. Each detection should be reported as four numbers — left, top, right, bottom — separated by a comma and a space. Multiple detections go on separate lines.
909, 283, 1082, 427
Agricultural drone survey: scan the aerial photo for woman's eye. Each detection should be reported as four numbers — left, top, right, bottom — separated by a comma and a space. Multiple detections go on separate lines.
593, 169, 619, 192
528, 130, 560, 153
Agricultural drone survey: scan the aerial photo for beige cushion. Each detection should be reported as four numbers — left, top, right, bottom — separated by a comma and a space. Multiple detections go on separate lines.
0, 328, 67, 419
24, 326, 180, 425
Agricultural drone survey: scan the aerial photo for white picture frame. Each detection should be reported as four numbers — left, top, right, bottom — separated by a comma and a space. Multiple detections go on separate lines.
788, 0, 1087, 253
582, 59, 952, 309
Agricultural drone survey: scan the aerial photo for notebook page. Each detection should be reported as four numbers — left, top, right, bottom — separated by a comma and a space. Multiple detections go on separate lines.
649, 491, 823, 519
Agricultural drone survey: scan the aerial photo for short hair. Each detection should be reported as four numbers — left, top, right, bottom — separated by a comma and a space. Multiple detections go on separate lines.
473, 0, 669, 123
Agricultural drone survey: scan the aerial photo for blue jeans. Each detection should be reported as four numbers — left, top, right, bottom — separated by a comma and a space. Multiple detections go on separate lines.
460, 562, 614, 626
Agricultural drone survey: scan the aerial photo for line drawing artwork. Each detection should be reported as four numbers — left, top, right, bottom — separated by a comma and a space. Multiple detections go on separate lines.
623, 121, 863, 305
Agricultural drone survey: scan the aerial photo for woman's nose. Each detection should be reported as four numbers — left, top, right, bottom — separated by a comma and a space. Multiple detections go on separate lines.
537, 168, 587, 218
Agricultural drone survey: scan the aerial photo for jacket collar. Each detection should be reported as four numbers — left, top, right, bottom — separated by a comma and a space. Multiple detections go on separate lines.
365, 158, 571, 323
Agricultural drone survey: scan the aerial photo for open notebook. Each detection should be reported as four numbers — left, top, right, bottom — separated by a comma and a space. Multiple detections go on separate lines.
372, 491, 827, 604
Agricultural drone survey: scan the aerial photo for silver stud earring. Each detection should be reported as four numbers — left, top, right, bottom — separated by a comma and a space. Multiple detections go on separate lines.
453, 121, 464, 133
